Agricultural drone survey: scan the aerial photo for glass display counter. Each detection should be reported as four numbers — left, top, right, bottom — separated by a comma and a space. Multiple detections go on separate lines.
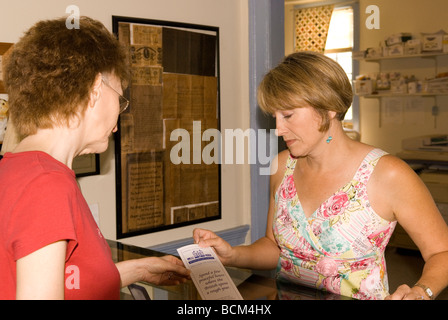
107, 239, 353, 300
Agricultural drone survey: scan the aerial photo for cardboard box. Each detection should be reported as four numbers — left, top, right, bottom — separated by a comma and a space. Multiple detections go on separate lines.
427, 77, 448, 93
353, 80, 374, 95
422, 30, 446, 52
385, 33, 412, 46
388, 43, 404, 56
405, 39, 422, 55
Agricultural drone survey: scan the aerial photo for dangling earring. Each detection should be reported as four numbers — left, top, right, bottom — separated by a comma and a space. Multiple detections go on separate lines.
326, 127, 333, 143
326, 112, 336, 143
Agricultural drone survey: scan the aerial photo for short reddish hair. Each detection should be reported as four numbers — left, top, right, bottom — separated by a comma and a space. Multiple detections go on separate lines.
4, 16, 129, 138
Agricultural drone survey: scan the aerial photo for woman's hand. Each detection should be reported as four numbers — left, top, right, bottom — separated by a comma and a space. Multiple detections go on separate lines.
138, 255, 191, 286
193, 228, 235, 265
385, 284, 429, 300
117, 255, 190, 287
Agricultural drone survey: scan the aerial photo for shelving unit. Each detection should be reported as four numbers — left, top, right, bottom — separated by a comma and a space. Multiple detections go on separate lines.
356, 51, 448, 62
363, 92, 446, 98
355, 51, 448, 98
354, 51, 448, 127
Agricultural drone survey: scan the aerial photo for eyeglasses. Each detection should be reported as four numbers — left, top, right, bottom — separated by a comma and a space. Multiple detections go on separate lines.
101, 78, 129, 114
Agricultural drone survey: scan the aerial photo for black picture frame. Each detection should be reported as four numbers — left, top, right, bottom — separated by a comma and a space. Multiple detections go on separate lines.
73, 154, 100, 177
112, 16, 221, 239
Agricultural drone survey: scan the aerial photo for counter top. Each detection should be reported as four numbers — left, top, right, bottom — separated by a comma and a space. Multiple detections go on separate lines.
107, 239, 353, 300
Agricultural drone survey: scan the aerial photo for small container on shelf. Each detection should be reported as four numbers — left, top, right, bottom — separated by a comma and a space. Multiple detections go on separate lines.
422, 30, 447, 52
353, 79, 374, 95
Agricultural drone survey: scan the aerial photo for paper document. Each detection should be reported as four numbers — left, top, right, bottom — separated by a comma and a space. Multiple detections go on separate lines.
177, 244, 243, 300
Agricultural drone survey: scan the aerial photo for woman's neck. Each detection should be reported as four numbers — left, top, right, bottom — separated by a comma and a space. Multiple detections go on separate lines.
13, 128, 80, 168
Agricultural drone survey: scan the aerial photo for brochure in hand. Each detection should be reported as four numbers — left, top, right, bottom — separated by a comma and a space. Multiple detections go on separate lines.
177, 244, 243, 300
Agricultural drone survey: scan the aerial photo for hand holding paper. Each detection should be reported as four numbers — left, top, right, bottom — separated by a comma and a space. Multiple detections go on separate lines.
177, 244, 243, 300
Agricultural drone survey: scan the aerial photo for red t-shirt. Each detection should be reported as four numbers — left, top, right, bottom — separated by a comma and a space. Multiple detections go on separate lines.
0, 151, 120, 299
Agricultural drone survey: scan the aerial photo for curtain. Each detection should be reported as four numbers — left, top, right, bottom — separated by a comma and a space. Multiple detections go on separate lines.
294, 5, 334, 53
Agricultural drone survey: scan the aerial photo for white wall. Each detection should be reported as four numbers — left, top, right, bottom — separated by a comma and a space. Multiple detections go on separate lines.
0, 0, 251, 247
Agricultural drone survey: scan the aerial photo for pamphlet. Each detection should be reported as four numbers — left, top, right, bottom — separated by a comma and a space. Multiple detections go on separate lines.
177, 244, 243, 300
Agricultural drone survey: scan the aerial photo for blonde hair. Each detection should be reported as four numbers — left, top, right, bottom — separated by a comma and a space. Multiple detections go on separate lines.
257, 51, 352, 132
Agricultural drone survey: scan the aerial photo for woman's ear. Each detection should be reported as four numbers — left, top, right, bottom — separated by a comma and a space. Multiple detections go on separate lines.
328, 110, 337, 120
89, 73, 103, 106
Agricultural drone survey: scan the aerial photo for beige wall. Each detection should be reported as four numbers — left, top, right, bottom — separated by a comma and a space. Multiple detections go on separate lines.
285, 0, 448, 155
358, 0, 448, 154
0, 0, 251, 247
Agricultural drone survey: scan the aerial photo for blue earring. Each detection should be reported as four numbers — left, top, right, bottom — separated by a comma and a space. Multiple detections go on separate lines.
326, 136, 333, 143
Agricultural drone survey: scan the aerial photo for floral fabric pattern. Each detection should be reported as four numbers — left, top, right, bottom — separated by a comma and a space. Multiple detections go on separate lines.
273, 148, 397, 300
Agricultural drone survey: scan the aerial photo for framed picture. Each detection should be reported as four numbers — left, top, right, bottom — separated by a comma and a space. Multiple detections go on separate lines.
0, 43, 14, 147
73, 154, 100, 177
0, 42, 14, 94
113, 16, 221, 238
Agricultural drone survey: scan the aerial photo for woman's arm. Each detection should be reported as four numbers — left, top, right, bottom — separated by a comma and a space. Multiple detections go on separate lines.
193, 228, 280, 270
370, 155, 448, 300
193, 176, 281, 269
193, 151, 289, 270
116, 255, 190, 288
16, 240, 67, 299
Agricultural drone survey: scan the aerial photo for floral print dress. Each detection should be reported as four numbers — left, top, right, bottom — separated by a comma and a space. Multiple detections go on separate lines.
274, 148, 397, 300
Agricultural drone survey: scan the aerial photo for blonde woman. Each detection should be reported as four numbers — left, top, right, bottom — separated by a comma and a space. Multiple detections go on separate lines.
194, 51, 448, 300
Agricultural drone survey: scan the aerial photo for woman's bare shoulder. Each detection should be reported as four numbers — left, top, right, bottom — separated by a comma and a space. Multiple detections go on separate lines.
374, 153, 416, 178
